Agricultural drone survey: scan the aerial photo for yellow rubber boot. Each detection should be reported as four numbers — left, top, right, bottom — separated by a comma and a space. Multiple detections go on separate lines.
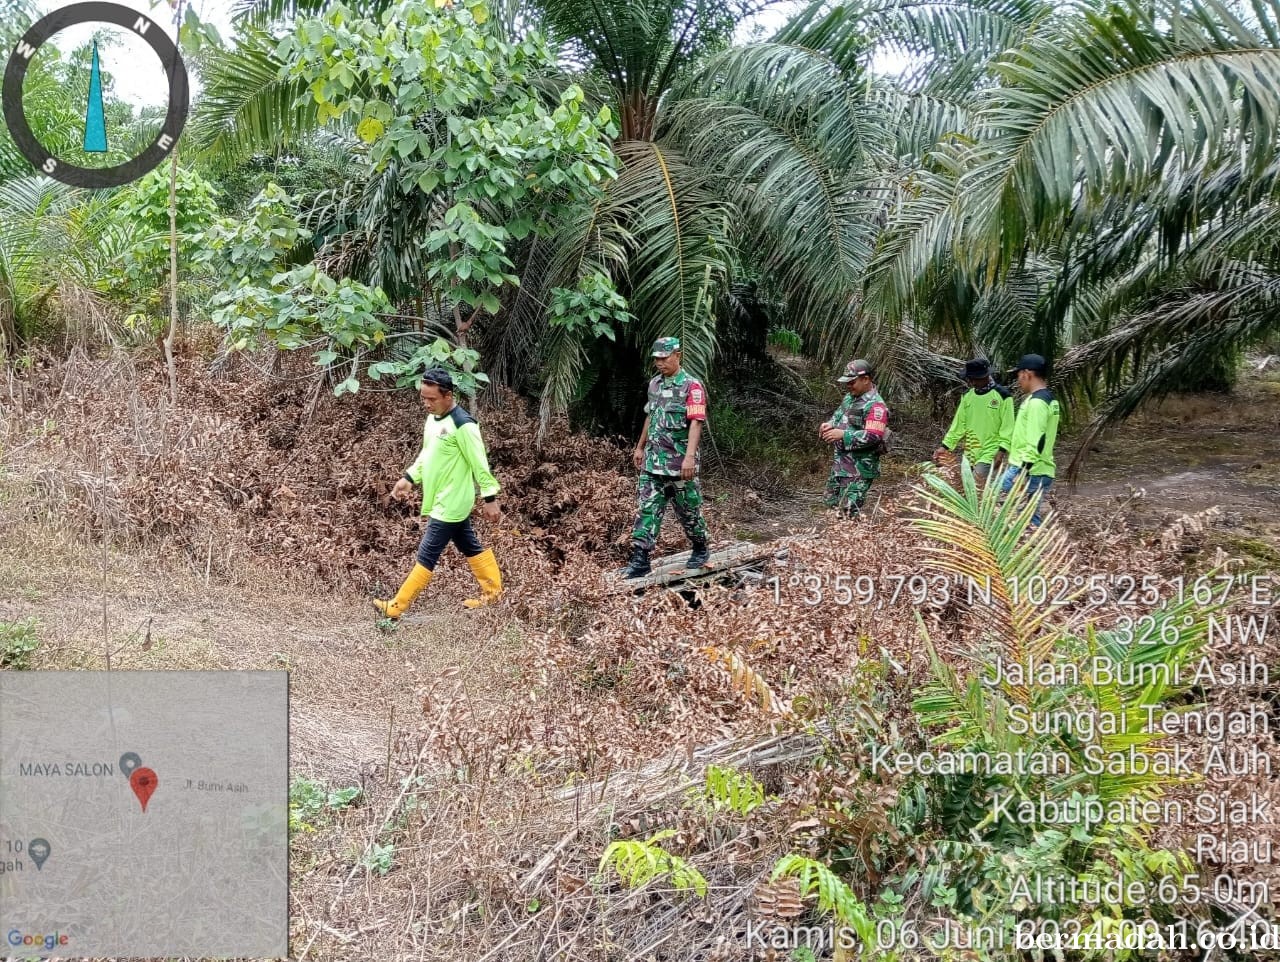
463, 550, 502, 608
373, 563, 432, 620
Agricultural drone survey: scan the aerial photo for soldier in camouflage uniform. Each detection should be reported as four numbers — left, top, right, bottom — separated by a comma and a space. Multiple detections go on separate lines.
624, 337, 711, 578
820, 359, 890, 517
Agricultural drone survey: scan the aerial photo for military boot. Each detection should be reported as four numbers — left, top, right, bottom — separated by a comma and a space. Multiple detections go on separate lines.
624, 546, 651, 579
686, 539, 710, 569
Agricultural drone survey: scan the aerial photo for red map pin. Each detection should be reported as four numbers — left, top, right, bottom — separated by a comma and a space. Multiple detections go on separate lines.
130, 767, 158, 812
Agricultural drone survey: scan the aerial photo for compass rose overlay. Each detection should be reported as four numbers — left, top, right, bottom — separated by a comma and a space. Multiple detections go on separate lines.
2, 1, 189, 188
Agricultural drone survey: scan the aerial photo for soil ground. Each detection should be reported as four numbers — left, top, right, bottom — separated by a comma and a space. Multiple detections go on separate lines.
0, 517, 524, 785
1, 359, 1277, 961
1059, 374, 1280, 565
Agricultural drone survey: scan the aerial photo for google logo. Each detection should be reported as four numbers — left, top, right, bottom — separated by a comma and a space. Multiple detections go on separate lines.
7, 929, 70, 949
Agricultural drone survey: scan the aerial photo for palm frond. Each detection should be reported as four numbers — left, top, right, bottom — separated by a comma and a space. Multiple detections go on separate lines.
230, 0, 394, 28
0, 176, 139, 348
862, 154, 967, 327
188, 27, 320, 168
871, 79, 973, 161
772, 0, 1069, 77
1062, 277, 1280, 478
913, 629, 1021, 753
520, 197, 633, 432
666, 42, 883, 362
533, 0, 757, 103
956, 0, 1280, 269
911, 460, 1082, 675
606, 139, 734, 381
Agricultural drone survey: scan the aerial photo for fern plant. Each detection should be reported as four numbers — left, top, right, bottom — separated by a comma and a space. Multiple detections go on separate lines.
597, 829, 708, 897
701, 645, 792, 715
771, 854, 876, 945
698, 764, 766, 816
766, 326, 803, 353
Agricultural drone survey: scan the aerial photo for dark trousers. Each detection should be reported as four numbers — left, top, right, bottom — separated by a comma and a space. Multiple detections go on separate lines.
416, 518, 484, 570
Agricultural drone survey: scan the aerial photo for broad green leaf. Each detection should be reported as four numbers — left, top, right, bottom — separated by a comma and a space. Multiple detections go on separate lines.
357, 117, 385, 143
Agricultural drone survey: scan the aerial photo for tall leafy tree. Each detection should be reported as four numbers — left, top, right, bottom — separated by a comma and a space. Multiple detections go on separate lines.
193, 0, 1280, 452
190, 0, 898, 432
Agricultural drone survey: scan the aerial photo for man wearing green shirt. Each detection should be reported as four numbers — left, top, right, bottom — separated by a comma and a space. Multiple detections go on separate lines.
999, 354, 1060, 527
374, 368, 503, 619
933, 358, 1014, 483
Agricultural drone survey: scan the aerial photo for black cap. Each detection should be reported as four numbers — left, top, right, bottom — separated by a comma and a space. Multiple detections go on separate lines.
964, 358, 991, 379
1014, 354, 1047, 375
420, 367, 455, 391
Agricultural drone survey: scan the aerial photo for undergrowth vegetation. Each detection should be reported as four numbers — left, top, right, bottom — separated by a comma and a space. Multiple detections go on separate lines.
3, 354, 1276, 959
4, 0, 1280, 956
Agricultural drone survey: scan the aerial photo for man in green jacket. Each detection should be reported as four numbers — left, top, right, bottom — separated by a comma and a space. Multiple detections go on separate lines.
999, 354, 1060, 527
933, 358, 1014, 483
374, 368, 503, 619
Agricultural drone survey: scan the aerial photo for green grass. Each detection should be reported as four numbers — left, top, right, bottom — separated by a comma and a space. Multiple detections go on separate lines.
0, 619, 40, 669
289, 776, 363, 834
707, 398, 813, 478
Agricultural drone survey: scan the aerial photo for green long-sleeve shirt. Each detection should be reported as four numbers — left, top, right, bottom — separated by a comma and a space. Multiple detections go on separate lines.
1007, 388, 1060, 478
940, 383, 1014, 464
405, 405, 500, 522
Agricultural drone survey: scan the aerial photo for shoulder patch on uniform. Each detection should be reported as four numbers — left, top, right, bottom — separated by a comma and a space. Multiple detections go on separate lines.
685, 379, 707, 419
449, 406, 477, 428
864, 402, 889, 434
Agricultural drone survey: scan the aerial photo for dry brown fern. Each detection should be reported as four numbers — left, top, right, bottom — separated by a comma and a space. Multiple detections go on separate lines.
1159, 506, 1222, 552
700, 646, 793, 717
752, 875, 805, 922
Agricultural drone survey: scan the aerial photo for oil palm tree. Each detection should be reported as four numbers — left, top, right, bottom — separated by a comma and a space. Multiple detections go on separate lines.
186, 0, 935, 429
860, 0, 1280, 465
0, 7, 150, 355
0, 176, 142, 354
193, 0, 1280, 444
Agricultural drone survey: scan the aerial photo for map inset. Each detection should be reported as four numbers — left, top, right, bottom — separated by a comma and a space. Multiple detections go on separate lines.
0, 671, 288, 958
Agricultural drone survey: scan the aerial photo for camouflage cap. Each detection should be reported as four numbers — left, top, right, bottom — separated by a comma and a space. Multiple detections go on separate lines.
836, 358, 873, 383
651, 337, 681, 357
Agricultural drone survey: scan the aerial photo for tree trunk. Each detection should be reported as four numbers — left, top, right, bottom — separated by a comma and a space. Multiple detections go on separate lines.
163, 144, 180, 407
0, 301, 17, 359
163, 0, 186, 409
620, 90, 655, 142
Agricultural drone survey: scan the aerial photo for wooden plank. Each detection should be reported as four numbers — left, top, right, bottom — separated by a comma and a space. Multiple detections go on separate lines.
603, 541, 788, 594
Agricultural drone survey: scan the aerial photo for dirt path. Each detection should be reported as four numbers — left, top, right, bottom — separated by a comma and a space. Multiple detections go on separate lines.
0, 517, 523, 785
1051, 377, 1280, 560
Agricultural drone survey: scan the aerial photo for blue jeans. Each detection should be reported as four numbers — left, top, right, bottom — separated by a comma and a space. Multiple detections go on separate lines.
416, 518, 484, 570
1000, 466, 1053, 527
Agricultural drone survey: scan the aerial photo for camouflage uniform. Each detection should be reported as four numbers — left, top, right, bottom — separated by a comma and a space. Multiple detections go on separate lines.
631, 367, 710, 550
824, 362, 889, 517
